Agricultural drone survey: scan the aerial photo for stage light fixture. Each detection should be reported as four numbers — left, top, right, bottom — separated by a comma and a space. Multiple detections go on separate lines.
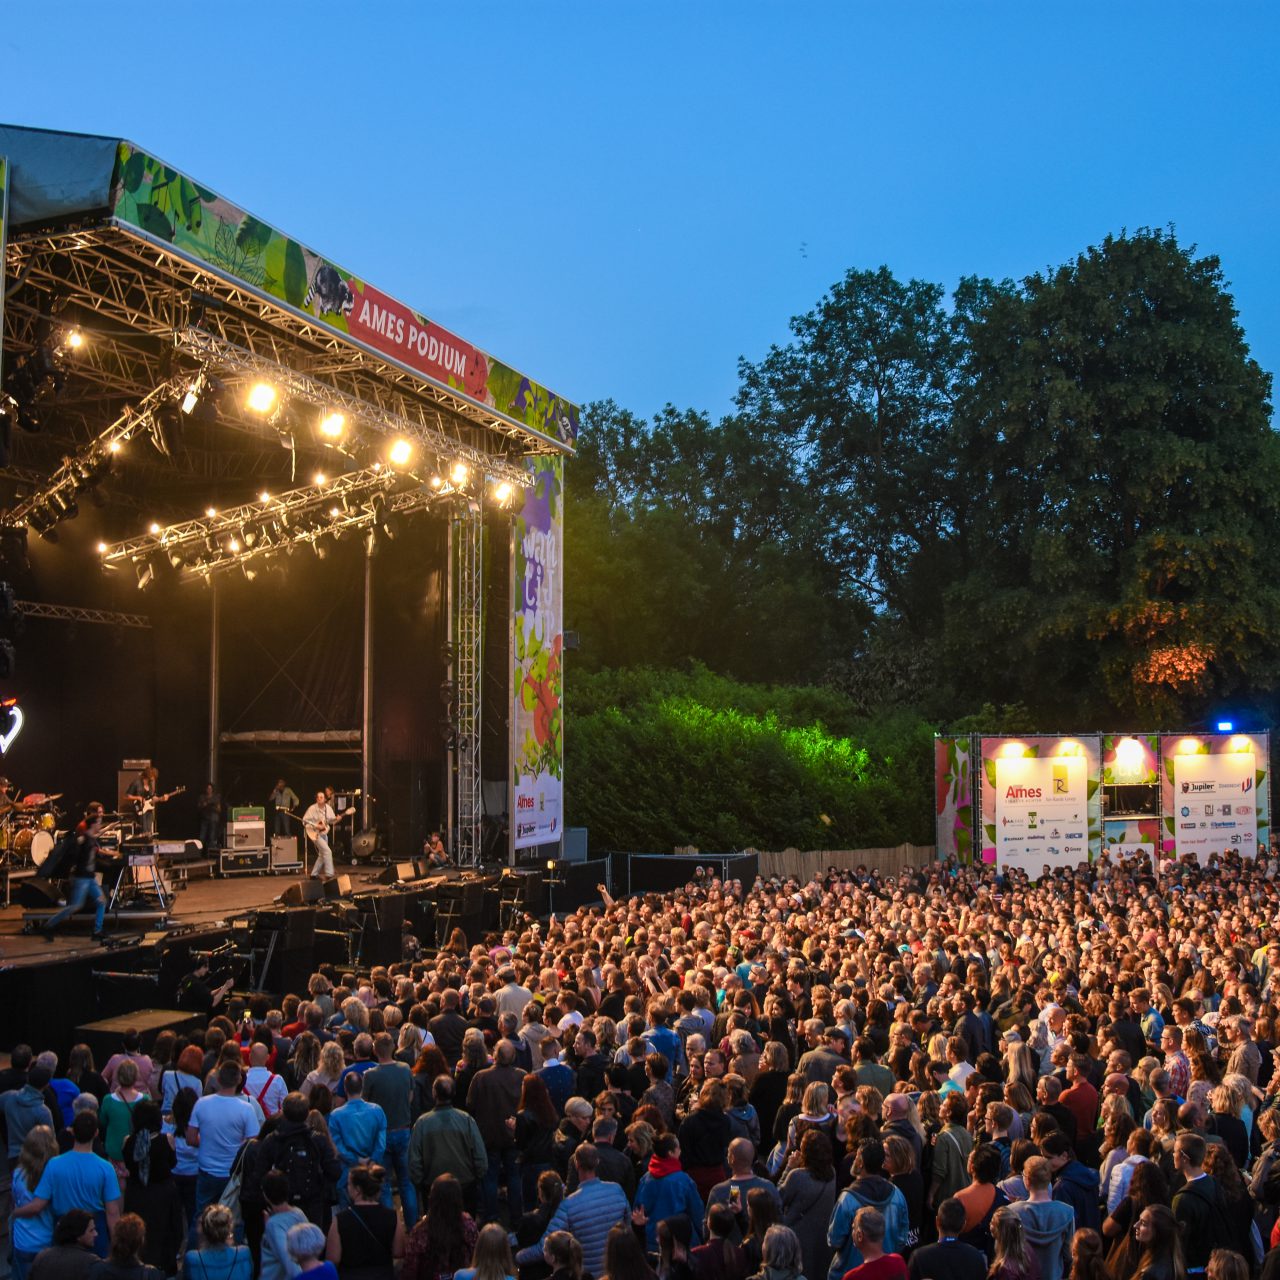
135, 560, 154, 590
227, 536, 242, 553
246, 382, 278, 414
97, 541, 108, 555
205, 506, 218, 519
259, 491, 271, 504
388, 439, 413, 467
148, 522, 162, 535
312, 540, 328, 560
240, 526, 258, 550
109, 441, 122, 455
429, 475, 443, 489
63, 328, 85, 352
493, 481, 513, 503
314, 472, 327, 486
180, 372, 208, 415
318, 411, 346, 440
1217, 720, 1234, 733
167, 548, 186, 570
242, 563, 258, 582
329, 506, 341, 518
451, 461, 469, 485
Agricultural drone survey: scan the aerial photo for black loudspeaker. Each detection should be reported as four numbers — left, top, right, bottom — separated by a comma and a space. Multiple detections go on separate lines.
14, 878, 64, 909
438, 880, 484, 914
314, 929, 351, 967
253, 907, 316, 949
402, 889, 437, 949
322, 875, 353, 899
282, 880, 324, 905
352, 891, 406, 933
377, 862, 417, 885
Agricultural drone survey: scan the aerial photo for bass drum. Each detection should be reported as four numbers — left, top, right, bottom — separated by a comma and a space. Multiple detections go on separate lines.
13, 828, 35, 858
30, 830, 55, 866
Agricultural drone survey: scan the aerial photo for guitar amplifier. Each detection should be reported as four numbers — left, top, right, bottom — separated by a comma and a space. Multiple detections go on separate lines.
271, 836, 302, 870
229, 820, 267, 851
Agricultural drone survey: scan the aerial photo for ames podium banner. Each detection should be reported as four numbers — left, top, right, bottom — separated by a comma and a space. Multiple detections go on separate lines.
1171, 751, 1257, 863
994, 754, 1089, 878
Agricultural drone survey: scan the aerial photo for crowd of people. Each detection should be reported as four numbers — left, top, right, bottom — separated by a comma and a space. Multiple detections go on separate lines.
4, 850, 1280, 1280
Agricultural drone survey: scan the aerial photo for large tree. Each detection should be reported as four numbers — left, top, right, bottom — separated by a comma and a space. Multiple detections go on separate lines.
944, 228, 1280, 722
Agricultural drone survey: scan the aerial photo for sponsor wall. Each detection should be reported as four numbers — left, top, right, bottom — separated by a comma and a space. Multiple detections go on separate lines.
511, 457, 563, 849
0, 156, 7, 391
980, 736, 1101, 879
934, 736, 974, 862
1161, 733, 1269, 864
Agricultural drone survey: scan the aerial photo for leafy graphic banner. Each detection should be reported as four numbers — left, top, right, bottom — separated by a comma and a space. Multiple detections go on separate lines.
0, 157, 8, 394
512, 457, 563, 849
108, 143, 578, 448
934, 736, 973, 862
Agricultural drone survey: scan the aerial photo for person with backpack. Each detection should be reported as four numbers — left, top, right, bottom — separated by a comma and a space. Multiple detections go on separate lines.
1171, 1133, 1233, 1273
251, 1093, 342, 1229
186, 1062, 261, 1230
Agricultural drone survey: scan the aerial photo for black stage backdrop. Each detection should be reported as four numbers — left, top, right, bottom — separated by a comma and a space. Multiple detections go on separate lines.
1, 505, 507, 857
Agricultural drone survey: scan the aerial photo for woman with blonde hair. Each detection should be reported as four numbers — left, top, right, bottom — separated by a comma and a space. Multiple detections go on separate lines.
10, 1126, 57, 1280
303, 1041, 346, 1099
989, 1206, 1036, 1280
455, 1223, 516, 1280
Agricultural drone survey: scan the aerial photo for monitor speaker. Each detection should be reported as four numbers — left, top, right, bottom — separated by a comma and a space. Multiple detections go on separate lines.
282, 879, 324, 905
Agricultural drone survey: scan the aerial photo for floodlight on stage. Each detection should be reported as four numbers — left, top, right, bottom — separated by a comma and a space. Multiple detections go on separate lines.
205, 506, 218, 519
259, 491, 271, 504
227, 537, 241, 553
493, 481, 513, 504
314, 472, 328, 486
135, 560, 154, 590
242, 564, 257, 582
109, 440, 122, 454
180, 372, 208, 415
451, 461, 469, 485
329, 506, 341, 519
148, 522, 161, 535
429, 475, 443, 489
388, 438, 414, 468
1217, 720, 1234, 733
63, 328, 85, 352
318, 411, 346, 440
246, 382, 278, 414
97, 541, 108, 555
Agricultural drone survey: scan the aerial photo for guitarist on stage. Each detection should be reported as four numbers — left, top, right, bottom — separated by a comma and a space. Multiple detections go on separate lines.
303, 790, 337, 879
127, 767, 158, 836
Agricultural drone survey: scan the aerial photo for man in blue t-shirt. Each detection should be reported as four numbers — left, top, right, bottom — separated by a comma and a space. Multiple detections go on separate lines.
16, 1111, 121, 1257
187, 1061, 261, 1224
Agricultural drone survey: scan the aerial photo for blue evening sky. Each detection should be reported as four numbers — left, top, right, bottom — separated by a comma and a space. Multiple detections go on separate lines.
2, 3, 1276, 422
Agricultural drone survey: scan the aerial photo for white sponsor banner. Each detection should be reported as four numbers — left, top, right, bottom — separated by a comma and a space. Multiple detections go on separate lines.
1172, 752, 1256, 864
994, 755, 1089, 880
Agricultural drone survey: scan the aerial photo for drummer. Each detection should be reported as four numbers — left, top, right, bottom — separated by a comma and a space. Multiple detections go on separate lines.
0, 777, 19, 817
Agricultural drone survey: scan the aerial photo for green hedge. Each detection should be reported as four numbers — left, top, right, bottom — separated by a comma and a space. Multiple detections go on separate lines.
564, 666, 935, 852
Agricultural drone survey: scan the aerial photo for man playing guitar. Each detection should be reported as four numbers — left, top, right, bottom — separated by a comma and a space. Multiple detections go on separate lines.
302, 790, 352, 879
126, 768, 184, 838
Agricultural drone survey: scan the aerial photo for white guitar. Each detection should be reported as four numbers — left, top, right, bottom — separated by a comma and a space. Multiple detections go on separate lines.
303, 807, 355, 841
133, 784, 186, 816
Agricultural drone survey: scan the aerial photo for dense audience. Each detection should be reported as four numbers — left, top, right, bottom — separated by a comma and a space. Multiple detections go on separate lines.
5, 850, 1280, 1280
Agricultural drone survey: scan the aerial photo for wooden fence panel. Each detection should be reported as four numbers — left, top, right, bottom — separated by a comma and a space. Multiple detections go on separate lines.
756, 843, 937, 881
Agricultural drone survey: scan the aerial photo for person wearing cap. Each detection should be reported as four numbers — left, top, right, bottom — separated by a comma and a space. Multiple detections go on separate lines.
798, 1024, 847, 1085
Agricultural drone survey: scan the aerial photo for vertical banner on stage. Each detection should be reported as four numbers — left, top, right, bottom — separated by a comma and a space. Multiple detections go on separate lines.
0, 157, 8, 395
935, 736, 974, 862
1161, 733, 1269, 864
511, 457, 563, 849
980, 736, 1101, 879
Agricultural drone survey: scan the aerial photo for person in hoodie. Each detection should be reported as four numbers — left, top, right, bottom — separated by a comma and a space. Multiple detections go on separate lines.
1006, 1156, 1075, 1280
1041, 1132, 1101, 1233
634, 1133, 705, 1252
3, 1065, 56, 1159
827, 1140, 909, 1280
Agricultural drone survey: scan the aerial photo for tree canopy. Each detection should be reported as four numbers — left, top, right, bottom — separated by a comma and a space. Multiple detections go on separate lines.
562, 229, 1279, 850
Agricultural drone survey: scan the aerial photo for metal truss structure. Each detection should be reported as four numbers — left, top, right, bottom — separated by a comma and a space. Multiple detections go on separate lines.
453, 505, 484, 867
14, 601, 151, 629
3, 209, 562, 867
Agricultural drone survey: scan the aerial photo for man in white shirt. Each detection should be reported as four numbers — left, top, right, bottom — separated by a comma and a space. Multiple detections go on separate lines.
245, 1043, 287, 1118
495, 968, 533, 1020
302, 791, 336, 879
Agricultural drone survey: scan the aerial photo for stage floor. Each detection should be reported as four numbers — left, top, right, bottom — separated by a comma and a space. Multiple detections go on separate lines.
0, 862, 387, 970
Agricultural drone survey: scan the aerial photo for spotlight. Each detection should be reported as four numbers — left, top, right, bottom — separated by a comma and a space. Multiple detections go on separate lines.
388, 439, 414, 468
314, 472, 327, 486
493, 481, 513, 503
246, 382, 277, 414
180, 372, 208, 415
109, 440, 122, 454
205, 506, 218, 519
240, 526, 258, 549
312, 540, 328, 560
318, 412, 346, 440
135, 560, 155, 590
167, 548, 186, 570
429, 475, 443, 489
451, 461, 468, 485
148, 522, 162, 535
329, 506, 341, 518
63, 328, 85, 352
242, 563, 258, 582
227, 537, 241, 553
97, 541, 108, 555
1216, 720, 1235, 733
259, 491, 271, 504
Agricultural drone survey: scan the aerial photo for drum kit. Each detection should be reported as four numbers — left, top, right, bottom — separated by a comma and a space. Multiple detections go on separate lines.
0, 792, 64, 868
